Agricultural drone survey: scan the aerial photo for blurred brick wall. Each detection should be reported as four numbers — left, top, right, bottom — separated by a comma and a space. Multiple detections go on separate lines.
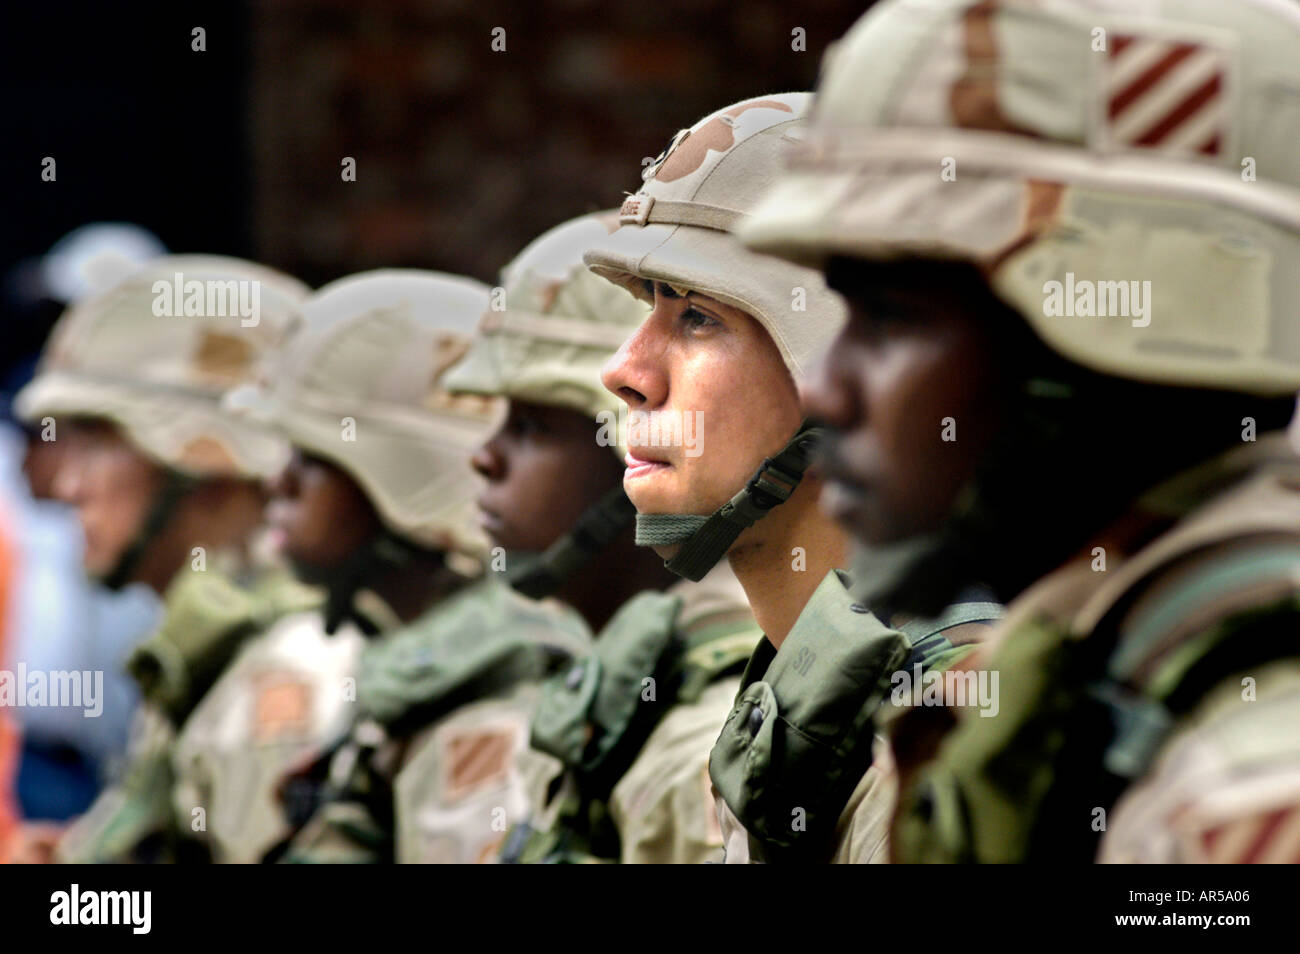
250, 0, 870, 288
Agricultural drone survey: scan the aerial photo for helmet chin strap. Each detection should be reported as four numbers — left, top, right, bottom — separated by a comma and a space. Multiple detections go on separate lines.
504, 485, 637, 599
313, 528, 431, 635
635, 424, 825, 582
101, 471, 200, 591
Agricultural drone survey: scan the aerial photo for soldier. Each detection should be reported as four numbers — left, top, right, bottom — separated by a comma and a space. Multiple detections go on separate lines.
740, 0, 1300, 862
12, 255, 313, 862
444, 210, 763, 864
587, 93, 1001, 863
253, 270, 591, 864
172, 271, 504, 863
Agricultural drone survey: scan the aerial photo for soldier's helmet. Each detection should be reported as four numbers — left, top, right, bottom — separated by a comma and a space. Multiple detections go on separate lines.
443, 209, 648, 456
584, 92, 846, 382
228, 270, 502, 559
15, 254, 306, 478
741, 0, 1300, 397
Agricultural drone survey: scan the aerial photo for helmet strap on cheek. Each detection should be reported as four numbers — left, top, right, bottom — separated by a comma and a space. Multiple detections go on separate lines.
101, 471, 201, 591
635, 424, 825, 582
317, 527, 430, 636
505, 485, 637, 599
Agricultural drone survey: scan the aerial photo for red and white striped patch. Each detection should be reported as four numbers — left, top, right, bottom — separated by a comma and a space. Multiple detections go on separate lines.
1105, 34, 1227, 157
1198, 804, 1300, 864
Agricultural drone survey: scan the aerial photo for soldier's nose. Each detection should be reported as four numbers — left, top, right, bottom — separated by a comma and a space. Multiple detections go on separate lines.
602, 318, 667, 410
471, 437, 504, 481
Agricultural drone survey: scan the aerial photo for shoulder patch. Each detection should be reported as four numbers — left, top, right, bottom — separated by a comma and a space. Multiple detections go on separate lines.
441, 724, 518, 803
252, 670, 314, 743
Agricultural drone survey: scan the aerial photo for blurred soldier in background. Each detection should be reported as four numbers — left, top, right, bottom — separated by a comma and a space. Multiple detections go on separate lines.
170, 272, 505, 863
742, 0, 1300, 863
12, 254, 313, 862
253, 270, 588, 864
589, 93, 1001, 863
445, 210, 761, 864
1, 224, 168, 828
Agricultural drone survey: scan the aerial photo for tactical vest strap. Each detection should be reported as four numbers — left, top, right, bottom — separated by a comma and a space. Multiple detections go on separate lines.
895, 449, 1300, 864
712, 571, 1004, 862
1086, 535, 1300, 780
530, 591, 681, 778
894, 595, 1004, 672
357, 580, 587, 733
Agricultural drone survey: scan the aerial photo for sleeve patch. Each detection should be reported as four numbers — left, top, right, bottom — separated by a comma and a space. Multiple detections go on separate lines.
441, 725, 518, 803
252, 671, 314, 743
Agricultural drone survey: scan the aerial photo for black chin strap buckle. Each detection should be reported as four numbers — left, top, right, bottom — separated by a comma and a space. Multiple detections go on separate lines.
728, 427, 823, 520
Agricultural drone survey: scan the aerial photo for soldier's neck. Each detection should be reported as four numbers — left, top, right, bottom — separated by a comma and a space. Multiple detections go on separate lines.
371, 557, 467, 625
558, 525, 677, 634
727, 482, 847, 651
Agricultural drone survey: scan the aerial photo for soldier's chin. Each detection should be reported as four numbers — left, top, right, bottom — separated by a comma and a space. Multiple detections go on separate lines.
648, 541, 682, 561
84, 552, 116, 579
285, 553, 336, 586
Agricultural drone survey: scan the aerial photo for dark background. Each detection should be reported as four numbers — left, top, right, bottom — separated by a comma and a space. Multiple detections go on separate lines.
2, 0, 873, 377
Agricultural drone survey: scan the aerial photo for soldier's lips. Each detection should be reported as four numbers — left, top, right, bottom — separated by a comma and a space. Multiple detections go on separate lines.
265, 526, 289, 552
476, 503, 505, 537
624, 451, 670, 479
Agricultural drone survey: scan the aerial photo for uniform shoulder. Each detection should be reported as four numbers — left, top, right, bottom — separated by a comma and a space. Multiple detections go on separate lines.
358, 579, 588, 730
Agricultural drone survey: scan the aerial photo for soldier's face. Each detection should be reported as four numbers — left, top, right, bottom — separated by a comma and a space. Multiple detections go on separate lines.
601, 281, 802, 529
471, 400, 626, 553
801, 257, 1005, 545
52, 420, 166, 577
264, 449, 382, 581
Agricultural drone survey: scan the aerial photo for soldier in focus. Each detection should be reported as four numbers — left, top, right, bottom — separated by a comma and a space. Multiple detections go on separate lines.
740, 0, 1300, 863
587, 94, 1001, 863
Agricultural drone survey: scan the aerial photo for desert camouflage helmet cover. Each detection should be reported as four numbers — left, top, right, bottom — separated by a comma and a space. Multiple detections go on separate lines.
15, 254, 306, 478
583, 93, 846, 381
742, 0, 1300, 396
227, 269, 502, 556
442, 209, 648, 457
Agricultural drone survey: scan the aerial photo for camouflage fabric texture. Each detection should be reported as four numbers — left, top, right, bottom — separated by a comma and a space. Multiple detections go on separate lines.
171, 605, 365, 864
583, 93, 845, 384
742, 0, 1300, 398
16, 255, 306, 479
55, 564, 318, 863
280, 578, 590, 863
709, 569, 1001, 864
891, 436, 1300, 863
443, 210, 648, 459
505, 561, 761, 864
228, 269, 503, 558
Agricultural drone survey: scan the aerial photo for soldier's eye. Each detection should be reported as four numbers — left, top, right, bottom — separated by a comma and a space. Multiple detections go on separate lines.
508, 413, 541, 437
680, 306, 718, 332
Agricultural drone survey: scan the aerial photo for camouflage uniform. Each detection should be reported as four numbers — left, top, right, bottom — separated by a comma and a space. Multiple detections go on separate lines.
219, 268, 583, 865
12, 255, 309, 862
740, 0, 1300, 863
583, 96, 1002, 863
170, 599, 370, 863
446, 211, 763, 864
